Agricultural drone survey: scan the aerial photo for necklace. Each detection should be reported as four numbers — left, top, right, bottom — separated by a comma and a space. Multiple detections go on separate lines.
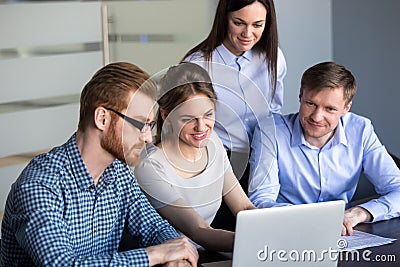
161, 143, 208, 176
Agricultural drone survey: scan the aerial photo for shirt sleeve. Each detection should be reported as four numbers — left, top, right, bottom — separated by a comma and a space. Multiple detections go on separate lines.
356, 121, 400, 222
269, 47, 287, 113
9, 180, 156, 266
248, 115, 282, 208
134, 152, 181, 209
126, 179, 179, 246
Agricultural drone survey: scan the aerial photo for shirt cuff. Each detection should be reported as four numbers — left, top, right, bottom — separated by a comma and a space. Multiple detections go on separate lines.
358, 201, 384, 223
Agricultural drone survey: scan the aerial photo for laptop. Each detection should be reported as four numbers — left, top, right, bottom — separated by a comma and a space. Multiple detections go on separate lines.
202, 200, 345, 267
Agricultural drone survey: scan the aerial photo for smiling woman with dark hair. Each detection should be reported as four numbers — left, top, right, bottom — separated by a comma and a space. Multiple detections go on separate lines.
135, 62, 255, 252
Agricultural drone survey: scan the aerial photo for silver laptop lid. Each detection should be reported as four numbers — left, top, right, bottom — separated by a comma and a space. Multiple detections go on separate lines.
232, 200, 345, 267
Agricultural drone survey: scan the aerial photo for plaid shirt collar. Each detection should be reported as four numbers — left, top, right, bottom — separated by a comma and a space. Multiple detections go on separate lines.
65, 133, 118, 191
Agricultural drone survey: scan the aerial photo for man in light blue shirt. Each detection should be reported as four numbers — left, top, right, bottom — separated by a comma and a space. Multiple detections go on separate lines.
249, 61, 400, 235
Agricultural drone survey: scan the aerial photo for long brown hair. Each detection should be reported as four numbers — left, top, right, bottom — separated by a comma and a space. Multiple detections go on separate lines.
181, 0, 279, 97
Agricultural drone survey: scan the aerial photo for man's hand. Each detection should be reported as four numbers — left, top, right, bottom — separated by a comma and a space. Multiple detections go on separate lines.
145, 236, 198, 266
342, 206, 372, 236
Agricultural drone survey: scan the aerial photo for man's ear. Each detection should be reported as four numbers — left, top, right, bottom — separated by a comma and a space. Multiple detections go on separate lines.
344, 101, 352, 114
93, 106, 109, 131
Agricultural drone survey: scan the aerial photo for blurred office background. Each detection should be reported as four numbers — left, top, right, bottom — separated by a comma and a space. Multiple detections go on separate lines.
1, 0, 399, 226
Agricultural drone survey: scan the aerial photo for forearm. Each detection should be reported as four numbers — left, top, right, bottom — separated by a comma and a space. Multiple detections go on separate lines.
128, 192, 180, 247
360, 124, 400, 222
357, 191, 400, 222
157, 200, 234, 253
22, 222, 151, 266
21, 233, 150, 267
71, 249, 150, 266
248, 184, 281, 208
145, 237, 198, 267
190, 226, 235, 252
248, 119, 279, 207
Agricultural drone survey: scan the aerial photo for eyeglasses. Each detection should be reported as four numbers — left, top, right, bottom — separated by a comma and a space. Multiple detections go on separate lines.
104, 107, 156, 132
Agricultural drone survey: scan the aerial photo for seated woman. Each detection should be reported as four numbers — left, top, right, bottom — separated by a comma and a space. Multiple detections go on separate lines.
134, 62, 255, 252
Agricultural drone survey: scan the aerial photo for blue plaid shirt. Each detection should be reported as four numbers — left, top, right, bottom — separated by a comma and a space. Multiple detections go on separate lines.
1, 134, 179, 266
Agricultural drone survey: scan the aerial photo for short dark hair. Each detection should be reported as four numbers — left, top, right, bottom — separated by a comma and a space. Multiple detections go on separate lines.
78, 62, 156, 132
300, 61, 357, 105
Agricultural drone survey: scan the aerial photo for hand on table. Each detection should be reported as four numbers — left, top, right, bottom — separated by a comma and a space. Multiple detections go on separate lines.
146, 236, 198, 267
342, 206, 372, 236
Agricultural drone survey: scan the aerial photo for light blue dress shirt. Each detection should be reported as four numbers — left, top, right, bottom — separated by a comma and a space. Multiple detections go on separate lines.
185, 44, 286, 180
249, 112, 400, 222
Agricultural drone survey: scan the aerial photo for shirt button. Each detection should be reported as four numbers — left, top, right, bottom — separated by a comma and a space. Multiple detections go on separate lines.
93, 228, 97, 232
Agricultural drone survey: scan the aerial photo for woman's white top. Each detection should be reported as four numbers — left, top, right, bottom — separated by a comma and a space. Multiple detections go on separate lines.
134, 132, 234, 225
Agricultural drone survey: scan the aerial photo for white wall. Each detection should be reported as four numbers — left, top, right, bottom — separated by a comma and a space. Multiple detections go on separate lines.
0, 2, 104, 222
104, 0, 216, 75
275, 0, 333, 114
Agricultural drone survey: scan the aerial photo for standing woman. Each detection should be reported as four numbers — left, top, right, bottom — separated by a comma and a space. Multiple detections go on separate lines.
134, 62, 255, 252
182, 0, 286, 229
